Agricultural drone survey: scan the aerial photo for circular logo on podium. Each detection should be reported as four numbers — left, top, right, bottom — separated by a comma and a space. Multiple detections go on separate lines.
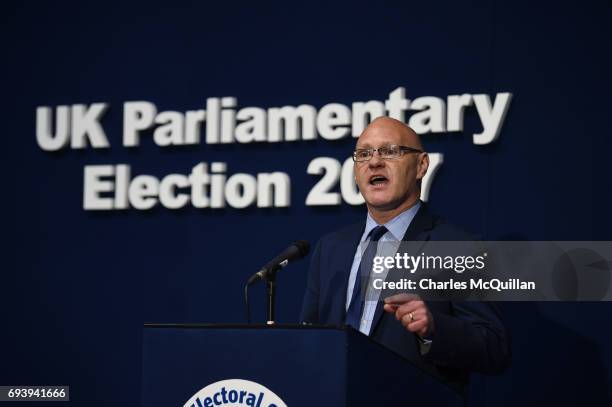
184, 379, 287, 407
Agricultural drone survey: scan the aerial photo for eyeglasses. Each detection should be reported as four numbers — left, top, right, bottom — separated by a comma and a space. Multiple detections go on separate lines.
352, 145, 424, 162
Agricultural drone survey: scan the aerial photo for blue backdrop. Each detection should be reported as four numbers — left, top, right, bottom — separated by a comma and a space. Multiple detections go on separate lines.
3, 1, 612, 405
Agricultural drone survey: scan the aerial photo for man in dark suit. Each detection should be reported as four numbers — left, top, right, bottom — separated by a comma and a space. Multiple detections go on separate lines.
300, 117, 510, 390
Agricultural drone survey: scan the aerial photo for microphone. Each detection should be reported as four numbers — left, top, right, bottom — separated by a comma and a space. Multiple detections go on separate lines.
247, 240, 310, 286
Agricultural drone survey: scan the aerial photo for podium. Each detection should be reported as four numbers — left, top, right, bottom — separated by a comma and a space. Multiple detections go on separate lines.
142, 324, 464, 406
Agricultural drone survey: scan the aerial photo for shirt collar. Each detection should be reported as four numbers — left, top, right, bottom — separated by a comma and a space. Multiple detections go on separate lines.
362, 200, 422, 242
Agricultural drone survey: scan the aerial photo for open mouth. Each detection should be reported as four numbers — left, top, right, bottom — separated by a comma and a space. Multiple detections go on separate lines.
369, 175, 389, 186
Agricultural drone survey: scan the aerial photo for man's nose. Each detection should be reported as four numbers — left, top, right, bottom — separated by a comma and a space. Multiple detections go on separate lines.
368, 151, 385, 167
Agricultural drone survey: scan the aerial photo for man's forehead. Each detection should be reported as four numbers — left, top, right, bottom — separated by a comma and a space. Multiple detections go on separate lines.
356, 126, 408, 147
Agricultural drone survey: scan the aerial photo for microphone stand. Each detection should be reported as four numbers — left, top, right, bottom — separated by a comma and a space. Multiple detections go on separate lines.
266, 273, 276, 325
245, 240, 309, 325
244, 267, 279, 325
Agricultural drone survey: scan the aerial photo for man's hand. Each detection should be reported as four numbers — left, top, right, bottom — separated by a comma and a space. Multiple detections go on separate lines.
383, 293, 435, 338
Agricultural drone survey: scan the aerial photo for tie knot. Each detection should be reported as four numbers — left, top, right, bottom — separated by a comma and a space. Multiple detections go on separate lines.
369, 225, 388, 242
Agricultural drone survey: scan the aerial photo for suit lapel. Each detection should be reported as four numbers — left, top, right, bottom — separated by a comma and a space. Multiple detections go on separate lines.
368, 203, 436, 335
400, 202, 436, 242
327, 223, 364, 323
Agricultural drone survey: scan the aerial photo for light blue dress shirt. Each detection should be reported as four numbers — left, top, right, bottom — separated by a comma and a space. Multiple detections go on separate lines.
345, 201, 422, 335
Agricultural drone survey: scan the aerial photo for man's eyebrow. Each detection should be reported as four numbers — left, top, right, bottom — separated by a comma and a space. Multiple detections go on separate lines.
356, 143, 397, 149
356, 142, 375, 148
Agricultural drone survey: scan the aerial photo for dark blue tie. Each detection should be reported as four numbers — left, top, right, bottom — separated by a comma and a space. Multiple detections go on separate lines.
346, 225, 388, 330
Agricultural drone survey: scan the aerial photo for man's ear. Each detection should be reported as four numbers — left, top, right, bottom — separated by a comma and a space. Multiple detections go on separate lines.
417, 153, 429, 181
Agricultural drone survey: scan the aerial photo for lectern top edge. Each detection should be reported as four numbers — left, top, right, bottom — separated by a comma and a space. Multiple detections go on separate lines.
143, 323, 344, 330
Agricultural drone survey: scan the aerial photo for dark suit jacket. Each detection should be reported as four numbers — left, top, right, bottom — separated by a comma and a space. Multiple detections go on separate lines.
300, 203, 511, 390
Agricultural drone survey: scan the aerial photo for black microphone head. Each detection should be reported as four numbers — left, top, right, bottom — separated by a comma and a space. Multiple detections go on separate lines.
250, 240, 311, 285
293, 240, 310, 257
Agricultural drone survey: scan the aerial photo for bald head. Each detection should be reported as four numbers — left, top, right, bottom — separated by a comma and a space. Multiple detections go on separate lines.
357, 117, 423, 151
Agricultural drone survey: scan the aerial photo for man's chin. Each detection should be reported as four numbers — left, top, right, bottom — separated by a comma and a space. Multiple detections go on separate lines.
365, 198, 399, 212
365, 194, 418, 214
